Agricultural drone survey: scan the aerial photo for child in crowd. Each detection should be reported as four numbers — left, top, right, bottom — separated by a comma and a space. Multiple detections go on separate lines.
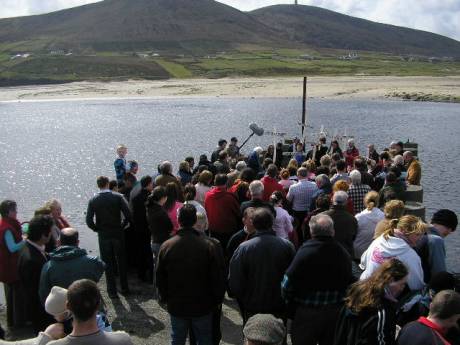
114, 144, 128, 186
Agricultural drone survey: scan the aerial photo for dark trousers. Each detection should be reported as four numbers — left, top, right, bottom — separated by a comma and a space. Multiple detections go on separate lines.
4, 282, 27, 328
291, 304, 341, 345
190, 305, 222, 345
136, 230, 153, 281
292, 210, 309, 244
208, 232, 233, 257
98, 236, 129, 293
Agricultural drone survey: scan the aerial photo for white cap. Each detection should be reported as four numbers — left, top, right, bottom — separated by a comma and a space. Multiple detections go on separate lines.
45, 286, 68, 317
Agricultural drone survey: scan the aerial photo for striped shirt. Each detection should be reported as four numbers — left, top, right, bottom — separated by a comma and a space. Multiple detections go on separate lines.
348, 183, 371, 214
286, 179, 318, 212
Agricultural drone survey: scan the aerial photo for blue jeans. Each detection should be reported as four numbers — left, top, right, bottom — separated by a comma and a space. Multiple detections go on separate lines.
170, 313, 213, 345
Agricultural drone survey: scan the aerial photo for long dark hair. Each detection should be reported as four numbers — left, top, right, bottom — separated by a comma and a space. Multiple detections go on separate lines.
164, 182, 178, 211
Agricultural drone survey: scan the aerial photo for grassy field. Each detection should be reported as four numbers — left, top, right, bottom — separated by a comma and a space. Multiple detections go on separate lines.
0, 47, 459, 85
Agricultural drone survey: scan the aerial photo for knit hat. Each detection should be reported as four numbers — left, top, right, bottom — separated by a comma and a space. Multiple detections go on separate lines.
243, 314, 285, 345
45, 286, 68, 317
431, 209, 457, 231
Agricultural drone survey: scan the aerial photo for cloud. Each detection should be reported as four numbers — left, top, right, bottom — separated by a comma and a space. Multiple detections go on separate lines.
0, 0, 458, 41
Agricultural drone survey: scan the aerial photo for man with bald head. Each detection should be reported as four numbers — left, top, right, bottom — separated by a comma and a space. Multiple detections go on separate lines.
39, 228, 105, 304
403, 151, 421, 185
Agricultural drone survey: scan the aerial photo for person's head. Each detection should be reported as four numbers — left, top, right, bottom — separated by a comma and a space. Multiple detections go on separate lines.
184, 183, 197, 201
218, 139, 227, 149
214, 173, 228, 187
194, 212, 208, 232
353, 158, 366, 172
320, 154, 331, 168
403, 151, 414, 163
178, 204, 197, 228
333, 180, 350, 193
262, 158, 273, 170
384, 215, 428, 246
243, 207, 256, 232
96, 176, 109, 189
287, 159, 298, 170
368, 144, 375, 152
309, 214, 335, 238
331, 140, 339, 149
249, 180, 264, 199
59, 228, 79, 247
266, 164, 278, 179
336, 160, 346, 172
116, 144, 127, 157
243, 313, 286, 345
34, 206, 52, 216
348, 138, 355, 148
67, 279, 101, 323
123, 172, 137, 188
270, 191, 284, 207
297, 167, 308, 180
332, 191, 348, 206
240, 168, 256, 183
252, 208, 274, 232
108, 179, 118, 192
198, 170, 213, 186
295, 142, 303, 152
428, 290, 460, 329
45, 286, 70, 322
149, 186, 167, 206
345, 258, 408, 313
364, 191, 379, 211
230, 137, 238, 145
0, 199, 17, 219
164, 182, 179, 210
128, 160, 138, 174
316, 194, 331, 210
140, 175, 153, 192
185, 156, 195, 169
349, 170, 361, 185
44, 199, 62, 218
331, 153, 341, 164
431, 209, 458, 238
385, 171, 398, 184
380, 151, 391, 164
28, 214, 53, 244
218, 150, 228, 162
395, 141, 404, 153
179, 161, 190, 173
315, 174, 330, 189
280, 169, 289, 180
266, 144, 274, 154
304, 159, 316, 173
393, 155, 404, 167
236, 160, 247, 172
159, 161, 173, 175
383, 199, 405, 220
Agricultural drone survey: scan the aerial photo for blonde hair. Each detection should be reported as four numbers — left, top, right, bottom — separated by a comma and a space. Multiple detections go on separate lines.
320, 154, 331, 168
333, 180, 350, 193
179, 161, 190, 171
116, 144, 127, 153
382, 215, 427, 239
45, 199, 61, 211
383, 200, 405, 219
302, 159, 316, 173
364, 191, 379, 210
287, 159, 298, 169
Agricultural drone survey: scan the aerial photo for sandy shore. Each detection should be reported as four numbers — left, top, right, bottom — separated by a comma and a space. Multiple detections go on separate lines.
0, 76, 459, 102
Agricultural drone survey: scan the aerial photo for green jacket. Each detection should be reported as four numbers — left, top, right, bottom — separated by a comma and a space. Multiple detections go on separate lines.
39, 246, 105, 303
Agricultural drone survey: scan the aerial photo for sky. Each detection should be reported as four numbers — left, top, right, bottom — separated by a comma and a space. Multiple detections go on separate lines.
0, 0, 459, 41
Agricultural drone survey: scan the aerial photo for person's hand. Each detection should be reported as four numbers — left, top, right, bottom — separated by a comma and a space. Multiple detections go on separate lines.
44, 323, 65, 340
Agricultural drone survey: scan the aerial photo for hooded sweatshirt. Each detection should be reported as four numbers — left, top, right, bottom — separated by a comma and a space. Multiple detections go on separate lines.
360, 235, 425, 291
354, 207, 385, 259
204, 186, 241, 235
39, 246, 105, 303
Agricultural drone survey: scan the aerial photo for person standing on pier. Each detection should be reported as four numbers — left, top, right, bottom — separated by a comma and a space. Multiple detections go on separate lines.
86, 176, 131, 298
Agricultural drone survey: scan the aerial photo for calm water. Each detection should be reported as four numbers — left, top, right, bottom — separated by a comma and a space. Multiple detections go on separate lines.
0, 97, 459, 270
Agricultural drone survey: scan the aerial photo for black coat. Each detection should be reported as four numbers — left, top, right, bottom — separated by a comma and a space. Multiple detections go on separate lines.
131, 188, 150, 233
156, 228, 226, 317
18, 242, 53, 333
323, 205, 358, 257
146, 202, 173, 244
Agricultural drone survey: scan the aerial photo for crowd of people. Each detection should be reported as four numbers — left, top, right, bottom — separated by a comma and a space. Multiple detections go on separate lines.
0, 135, 459, 345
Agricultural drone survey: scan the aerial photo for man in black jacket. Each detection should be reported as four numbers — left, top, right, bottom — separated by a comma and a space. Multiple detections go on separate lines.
131, 175, 154, 283
228, 208, 295, 324
18, 214, 54, 334
281, 214, 352, 345
86, 175, 131, 298
156, 204, 226, 345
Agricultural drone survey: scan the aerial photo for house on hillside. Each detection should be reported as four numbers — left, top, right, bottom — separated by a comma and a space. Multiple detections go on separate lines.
338, 52, 360, 60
